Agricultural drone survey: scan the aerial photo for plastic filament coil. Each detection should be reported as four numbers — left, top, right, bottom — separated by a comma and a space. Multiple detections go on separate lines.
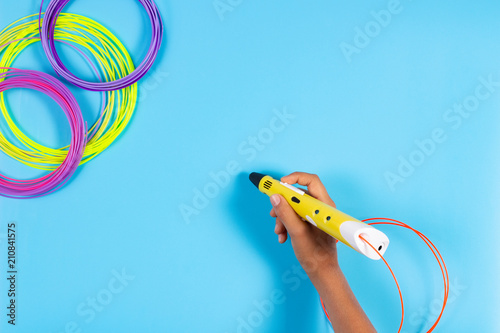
0, 13, 138, 170
41, 0, 163, 91
0, 68, 86, 199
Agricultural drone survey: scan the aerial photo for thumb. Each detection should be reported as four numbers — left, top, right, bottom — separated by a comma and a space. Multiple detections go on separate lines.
270, 194, 307, 237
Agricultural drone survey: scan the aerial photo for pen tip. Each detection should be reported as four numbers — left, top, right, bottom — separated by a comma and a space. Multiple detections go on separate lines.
249, 172, 265, 188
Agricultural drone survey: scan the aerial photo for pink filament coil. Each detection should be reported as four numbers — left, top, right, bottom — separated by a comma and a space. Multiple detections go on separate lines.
0, 68, 86, 199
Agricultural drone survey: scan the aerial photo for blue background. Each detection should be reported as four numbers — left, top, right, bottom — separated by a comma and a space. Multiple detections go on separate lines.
0, 0, 499, 332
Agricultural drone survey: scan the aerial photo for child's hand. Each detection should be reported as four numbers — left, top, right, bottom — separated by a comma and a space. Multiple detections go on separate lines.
270, 172, 376, 332
270, 172, 339, 277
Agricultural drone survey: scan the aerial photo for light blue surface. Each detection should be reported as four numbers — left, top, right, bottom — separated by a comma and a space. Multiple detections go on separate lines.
0, 0, 499, 332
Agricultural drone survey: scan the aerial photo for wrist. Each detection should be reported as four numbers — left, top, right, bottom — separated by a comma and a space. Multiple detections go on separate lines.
303, 257, 341, 283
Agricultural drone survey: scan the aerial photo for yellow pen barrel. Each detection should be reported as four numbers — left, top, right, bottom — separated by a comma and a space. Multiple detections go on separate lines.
251, 173, 389, 260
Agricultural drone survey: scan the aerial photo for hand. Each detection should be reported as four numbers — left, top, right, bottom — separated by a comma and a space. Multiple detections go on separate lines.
270, 172, 376, 332
270, 172, 339, 277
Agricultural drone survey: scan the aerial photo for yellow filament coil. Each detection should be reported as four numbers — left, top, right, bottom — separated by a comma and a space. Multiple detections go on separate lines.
0, 13, 138, 170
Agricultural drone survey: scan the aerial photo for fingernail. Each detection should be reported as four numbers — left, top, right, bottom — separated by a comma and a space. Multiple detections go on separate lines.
278, 234, 284, 243
274, 224, 278, 233
271, 194, 280, 207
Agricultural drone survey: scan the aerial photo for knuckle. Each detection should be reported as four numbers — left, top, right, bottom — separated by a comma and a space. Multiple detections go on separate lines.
292, 224, 308, 238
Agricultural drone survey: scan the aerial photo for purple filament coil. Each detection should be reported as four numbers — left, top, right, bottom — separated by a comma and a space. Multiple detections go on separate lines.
40, 0, 164, 91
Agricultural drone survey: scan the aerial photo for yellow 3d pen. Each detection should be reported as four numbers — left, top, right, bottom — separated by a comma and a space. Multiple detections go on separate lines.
249, 173, 389, 260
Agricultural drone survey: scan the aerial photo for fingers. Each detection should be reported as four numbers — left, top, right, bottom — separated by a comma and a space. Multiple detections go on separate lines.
271, 209, 288, 243
270, 194, 308, 237
278, 233, 288, 243
270, 173, 333, 243
281, 172, 335, 207
274, 219, 288, 243
275, 218, 286, 234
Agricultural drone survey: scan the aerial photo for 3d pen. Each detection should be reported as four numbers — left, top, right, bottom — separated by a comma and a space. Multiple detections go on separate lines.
249, 172, 390, 260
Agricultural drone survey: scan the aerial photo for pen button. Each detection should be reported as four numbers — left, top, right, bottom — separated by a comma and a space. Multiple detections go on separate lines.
280, 182, 305, 195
